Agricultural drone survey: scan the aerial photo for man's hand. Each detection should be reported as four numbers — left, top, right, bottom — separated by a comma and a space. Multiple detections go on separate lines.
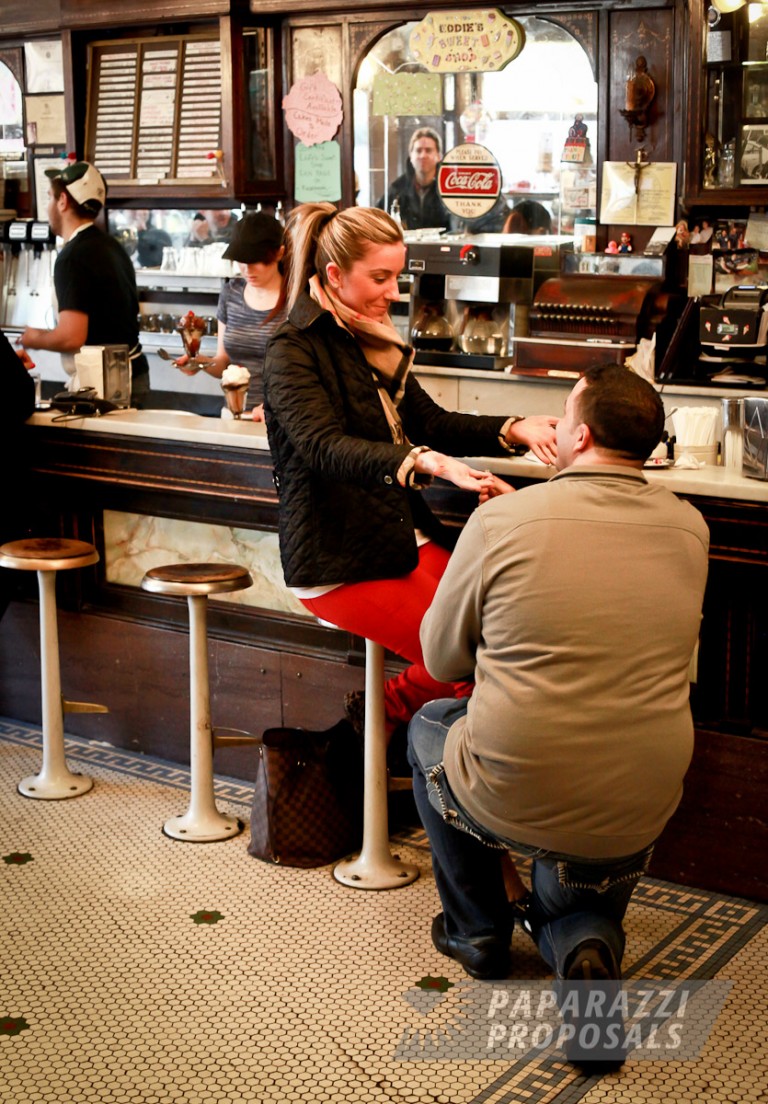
478, 472, 514, 504
506, 415, 558, 466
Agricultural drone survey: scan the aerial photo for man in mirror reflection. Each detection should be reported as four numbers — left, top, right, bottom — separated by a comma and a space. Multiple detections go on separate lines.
377, 127, 457, 231
187, 209, 239, 246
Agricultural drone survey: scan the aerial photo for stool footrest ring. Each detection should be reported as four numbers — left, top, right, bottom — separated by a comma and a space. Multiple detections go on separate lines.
212, 727, 260, 748
62, 697, 109, 715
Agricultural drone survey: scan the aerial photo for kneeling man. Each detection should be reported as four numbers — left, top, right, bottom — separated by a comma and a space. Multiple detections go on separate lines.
409, 365, 709, 1000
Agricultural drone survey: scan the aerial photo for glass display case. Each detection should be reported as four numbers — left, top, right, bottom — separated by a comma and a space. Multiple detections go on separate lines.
693, 2, 768, 203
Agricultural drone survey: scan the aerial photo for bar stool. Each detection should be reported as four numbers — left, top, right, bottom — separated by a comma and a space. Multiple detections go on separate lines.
141, 562, 257, 842
0, 537, 108, 799
317, 622, 419, 890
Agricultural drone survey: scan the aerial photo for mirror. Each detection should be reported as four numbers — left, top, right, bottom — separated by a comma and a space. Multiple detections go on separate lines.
0, 61, 24, 155
108, 208, 243, 269
353, 13, 597, 234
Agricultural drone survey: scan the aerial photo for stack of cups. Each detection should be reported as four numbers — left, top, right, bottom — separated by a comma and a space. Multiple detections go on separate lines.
721, 398, 744, 472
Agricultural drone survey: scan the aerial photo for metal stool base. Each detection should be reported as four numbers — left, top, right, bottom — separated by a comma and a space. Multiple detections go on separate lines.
18, 771, 94, 800
163, 812, 244, 843
334, 852, 419, 890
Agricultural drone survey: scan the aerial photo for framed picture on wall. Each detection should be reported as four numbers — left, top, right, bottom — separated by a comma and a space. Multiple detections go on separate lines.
740, 125, 768, 183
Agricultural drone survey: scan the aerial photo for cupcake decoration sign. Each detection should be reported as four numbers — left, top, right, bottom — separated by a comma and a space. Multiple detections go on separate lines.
409, 10, 524, 73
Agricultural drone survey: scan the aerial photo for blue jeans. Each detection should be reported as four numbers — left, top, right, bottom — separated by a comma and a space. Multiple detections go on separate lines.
407, 698, 654, 978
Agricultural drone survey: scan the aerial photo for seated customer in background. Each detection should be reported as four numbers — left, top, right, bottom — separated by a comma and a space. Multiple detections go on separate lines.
502, 199, 552, 235
408, 366, 709, 1055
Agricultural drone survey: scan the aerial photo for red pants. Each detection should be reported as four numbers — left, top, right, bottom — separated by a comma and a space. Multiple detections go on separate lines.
299, 542, 473, 731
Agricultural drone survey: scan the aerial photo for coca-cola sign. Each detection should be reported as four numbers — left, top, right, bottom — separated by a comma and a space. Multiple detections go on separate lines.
439, 167, 500, 195
438, 142, 502, 219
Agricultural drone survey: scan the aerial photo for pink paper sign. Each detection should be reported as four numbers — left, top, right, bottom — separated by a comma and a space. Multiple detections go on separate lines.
283, 73, 343, 147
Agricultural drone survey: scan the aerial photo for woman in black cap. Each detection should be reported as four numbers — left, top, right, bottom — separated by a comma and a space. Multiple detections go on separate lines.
179, 212, 287, 420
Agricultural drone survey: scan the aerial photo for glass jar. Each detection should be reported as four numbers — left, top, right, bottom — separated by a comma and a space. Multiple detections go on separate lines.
411, 304, 454, 352
459, 309, 506, 356
719, 141, 736, 189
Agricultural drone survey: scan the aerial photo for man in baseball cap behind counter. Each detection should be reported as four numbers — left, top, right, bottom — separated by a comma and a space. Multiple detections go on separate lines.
21, 160, 151, 406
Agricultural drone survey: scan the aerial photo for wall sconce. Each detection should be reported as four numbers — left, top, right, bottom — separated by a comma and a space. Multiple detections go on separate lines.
712, 1, 746, 12
620, 56, 656, 144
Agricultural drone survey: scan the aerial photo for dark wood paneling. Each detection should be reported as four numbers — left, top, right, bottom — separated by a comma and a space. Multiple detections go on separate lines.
0, 603, 282, 781
280, 651, 364, 731
59, 0, 228, 28
0, 0, 60, 34
651, 727, 768, 902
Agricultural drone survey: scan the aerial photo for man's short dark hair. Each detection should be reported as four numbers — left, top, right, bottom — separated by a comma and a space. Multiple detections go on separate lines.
576, 364, 665, 461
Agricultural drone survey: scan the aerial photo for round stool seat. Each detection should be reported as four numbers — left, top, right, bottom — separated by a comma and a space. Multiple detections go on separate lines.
141, 562, 252, 597
0, 538, 99, 573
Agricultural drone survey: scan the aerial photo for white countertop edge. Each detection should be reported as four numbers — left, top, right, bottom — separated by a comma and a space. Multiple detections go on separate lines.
27, 409, 271, 451
26, 410, 767, 502
461, 455, 768, 503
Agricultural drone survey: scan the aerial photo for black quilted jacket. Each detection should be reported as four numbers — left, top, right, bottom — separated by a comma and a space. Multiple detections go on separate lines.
263, 292, 513, 587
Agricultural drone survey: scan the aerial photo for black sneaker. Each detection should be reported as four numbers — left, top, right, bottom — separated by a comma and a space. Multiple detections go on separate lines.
431, 913, 511, 980
560, 939, 626, 1074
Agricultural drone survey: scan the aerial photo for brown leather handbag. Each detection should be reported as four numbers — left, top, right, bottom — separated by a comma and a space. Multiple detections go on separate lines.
247, 720, 362, 868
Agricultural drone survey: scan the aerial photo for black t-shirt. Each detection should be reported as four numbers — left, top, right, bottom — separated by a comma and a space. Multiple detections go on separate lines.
54, 225, 144, 371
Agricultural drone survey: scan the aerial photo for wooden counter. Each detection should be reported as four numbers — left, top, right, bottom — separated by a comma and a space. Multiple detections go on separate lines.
2, 409, 766, 901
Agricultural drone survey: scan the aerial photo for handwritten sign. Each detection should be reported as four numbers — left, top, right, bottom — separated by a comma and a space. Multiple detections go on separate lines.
409, 9, 524, 74
283, 73, 343, 146
294, 140, 341, 202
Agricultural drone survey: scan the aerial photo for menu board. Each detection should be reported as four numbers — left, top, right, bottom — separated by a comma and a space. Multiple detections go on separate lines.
86, 35, 223, 186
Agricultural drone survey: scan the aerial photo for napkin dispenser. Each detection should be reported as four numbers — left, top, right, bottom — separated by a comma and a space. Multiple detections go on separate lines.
73, 345, 131, 407
743, 397, 768, 480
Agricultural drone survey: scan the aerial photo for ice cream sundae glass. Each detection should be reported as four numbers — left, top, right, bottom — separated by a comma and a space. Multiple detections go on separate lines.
221, 364, 251, 418
177, 310, 207, 358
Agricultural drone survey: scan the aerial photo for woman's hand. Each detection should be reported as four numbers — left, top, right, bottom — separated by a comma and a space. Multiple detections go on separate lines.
414, 451, 491, 492
250, 403, 265, 423
506, 415, 558, 466
478, 472, 514, 504
174, 355, 214, 376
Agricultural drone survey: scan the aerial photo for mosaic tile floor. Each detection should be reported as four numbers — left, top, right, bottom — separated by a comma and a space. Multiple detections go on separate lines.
1, 717, 766, 1104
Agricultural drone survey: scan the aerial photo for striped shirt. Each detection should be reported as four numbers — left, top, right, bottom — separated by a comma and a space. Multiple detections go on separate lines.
217, 277, 287, 406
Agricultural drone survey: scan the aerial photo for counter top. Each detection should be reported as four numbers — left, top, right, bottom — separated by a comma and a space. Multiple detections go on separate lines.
27, 408, 271, 451
26, 408, 768, 503
468, 454, 768, 503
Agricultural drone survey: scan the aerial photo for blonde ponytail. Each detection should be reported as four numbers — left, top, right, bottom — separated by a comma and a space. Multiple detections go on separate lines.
283, 203, 403, 311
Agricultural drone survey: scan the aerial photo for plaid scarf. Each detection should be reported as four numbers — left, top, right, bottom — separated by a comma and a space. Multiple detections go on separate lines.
309, 275, 414, 444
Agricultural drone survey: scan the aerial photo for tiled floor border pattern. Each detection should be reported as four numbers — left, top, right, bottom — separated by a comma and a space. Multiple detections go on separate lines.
1, 717, 766, 1104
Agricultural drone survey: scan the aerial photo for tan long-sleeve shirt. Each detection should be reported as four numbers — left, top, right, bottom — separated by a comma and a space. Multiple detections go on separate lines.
420, 464, 710, 859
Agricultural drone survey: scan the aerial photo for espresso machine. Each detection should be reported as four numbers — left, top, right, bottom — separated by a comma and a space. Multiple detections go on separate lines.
1, 218, 57, 329
406, 232, 565, 370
